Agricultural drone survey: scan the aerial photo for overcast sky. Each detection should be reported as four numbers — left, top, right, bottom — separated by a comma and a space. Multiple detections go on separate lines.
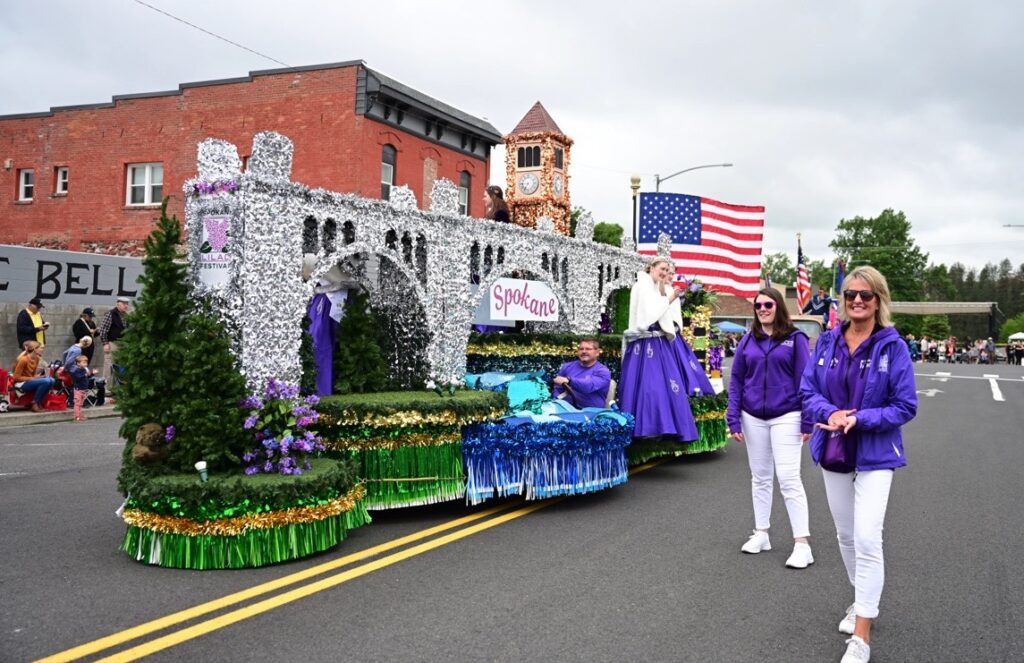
3, 0, 1022, 271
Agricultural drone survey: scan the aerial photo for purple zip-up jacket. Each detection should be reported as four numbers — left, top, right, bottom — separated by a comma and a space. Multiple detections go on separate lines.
727, 329, 812, 434
800, 324, 917, 471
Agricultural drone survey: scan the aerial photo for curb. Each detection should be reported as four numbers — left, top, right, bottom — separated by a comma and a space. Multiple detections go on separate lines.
0, 404, 120, 428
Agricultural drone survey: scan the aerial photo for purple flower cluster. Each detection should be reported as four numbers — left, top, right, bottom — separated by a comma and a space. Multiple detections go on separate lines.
164, 425, 176, 442
708, 346, 723, 373
193, 180, 240, 196
240, 379, 325, 476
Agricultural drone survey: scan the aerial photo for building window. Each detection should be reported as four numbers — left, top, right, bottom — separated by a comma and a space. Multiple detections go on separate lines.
458, 171, 471, 215
126, 163, 163, 205
555, 148, 564, 170
241, 156, 249, 172
55, 167, 69, 194
517, 146, 542, 168
17, 169, 34, 201
381, 144, 396, 200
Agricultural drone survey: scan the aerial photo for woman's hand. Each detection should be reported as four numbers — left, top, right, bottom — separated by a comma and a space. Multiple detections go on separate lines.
801, 432, 811, 443
730, 431, 744, 442
816, 408, 858, 432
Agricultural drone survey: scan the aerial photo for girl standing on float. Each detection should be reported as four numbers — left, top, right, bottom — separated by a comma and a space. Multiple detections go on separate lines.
619, 257, 713, 442
800, 265, 917, 663
727, 287, 814, 568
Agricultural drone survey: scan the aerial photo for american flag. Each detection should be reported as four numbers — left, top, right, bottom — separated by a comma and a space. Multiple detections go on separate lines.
637, 193, 765, 298
796, 240, 811, 311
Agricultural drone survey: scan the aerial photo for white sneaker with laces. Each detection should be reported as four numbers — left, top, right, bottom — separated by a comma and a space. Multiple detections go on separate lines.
838, 604, 856, 635
840, 635, 870, 663
784, 542, 814, 569
740, 529, 771, 554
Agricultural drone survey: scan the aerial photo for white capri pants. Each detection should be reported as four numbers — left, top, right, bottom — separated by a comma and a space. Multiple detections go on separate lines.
821, 468, 894, 619
741, 410, 810, 538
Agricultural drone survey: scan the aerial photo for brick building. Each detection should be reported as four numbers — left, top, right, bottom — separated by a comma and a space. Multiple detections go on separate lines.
0, 60, 502, 254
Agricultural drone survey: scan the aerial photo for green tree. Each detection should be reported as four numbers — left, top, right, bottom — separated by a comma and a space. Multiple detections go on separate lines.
806, 258, 832, 293
593, 222, 624, 247
116, 199, 249, 471
829, 209, 928, 301
1000, 312, 1024, 341
761, 252, 795, 286
921, 314, 951, 340
333, 290, 388, 394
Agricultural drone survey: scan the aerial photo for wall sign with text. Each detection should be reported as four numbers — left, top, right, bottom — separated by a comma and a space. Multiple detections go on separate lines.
0, 245, 142, 305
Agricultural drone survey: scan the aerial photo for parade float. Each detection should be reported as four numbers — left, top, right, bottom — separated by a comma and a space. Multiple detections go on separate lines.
114, 129, 730, 568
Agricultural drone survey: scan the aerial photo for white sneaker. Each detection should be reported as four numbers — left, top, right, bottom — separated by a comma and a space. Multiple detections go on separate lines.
838, 604, 856, 635
740, 529, 771, 554
840, 635, 870, 663
784, 542, 814, 569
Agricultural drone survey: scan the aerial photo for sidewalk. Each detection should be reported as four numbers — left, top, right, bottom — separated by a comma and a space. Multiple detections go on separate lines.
0, 404, 120, 428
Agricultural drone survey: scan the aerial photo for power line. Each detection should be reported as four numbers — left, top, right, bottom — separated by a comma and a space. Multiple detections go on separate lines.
131, 0, 293, 69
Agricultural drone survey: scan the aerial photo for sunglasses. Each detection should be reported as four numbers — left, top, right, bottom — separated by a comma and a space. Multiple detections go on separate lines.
753, 301, 775, 310
843, 290, 877, 302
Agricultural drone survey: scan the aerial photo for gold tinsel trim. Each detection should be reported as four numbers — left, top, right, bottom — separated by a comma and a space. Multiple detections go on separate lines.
319, 408, 506, 428
695, 411, 727, 422
122, 484, 366, 537
324, 431, 462, 451
466, 342, 622, 359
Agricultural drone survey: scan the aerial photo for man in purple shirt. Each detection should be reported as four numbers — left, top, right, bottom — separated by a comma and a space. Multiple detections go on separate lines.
553, 339, 612, 409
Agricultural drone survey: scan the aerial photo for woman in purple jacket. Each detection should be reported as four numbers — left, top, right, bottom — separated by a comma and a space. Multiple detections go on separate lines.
800, 266, 917, 663
727, 287, 813, 569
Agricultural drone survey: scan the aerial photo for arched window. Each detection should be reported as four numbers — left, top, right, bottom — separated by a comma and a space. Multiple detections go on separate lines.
458, 171, 471, 215
532, 146, 541, 167
381, 144, 397, 200
555, 147, 564, 170
517, 147, 526, 168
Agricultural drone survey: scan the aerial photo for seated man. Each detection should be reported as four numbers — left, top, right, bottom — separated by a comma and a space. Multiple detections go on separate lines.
552, 338, 612, 409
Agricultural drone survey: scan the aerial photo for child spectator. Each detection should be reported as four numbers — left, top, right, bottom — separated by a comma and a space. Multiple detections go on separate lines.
70, 355, 91, 421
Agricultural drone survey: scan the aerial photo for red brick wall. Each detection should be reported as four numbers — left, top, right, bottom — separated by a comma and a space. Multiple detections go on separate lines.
0, 65, 490, 254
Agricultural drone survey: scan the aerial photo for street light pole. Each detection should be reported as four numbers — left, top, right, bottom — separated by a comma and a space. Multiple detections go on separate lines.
630, 174, 641, 246
654, 163, 733, 192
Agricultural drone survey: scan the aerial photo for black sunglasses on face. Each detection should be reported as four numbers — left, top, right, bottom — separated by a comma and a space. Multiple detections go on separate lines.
843, 290, 876, 302
753, 301, 775, 310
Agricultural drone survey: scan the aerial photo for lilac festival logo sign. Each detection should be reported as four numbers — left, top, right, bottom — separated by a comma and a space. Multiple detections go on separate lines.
199, 215, 232, 287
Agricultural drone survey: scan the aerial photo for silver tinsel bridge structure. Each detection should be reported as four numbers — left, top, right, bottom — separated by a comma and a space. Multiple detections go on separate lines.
184, 131, 669, 389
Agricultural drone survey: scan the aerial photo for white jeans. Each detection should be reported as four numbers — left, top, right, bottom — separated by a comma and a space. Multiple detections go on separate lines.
741, 411, 810, 538
821, 468, 894, 619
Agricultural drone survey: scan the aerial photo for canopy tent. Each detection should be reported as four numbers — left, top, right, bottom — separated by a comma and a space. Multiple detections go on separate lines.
716, 321, 747, 333
1008, 332, 1024, 341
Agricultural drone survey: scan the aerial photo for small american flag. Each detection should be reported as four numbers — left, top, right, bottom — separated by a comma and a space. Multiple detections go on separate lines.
796, 239, 811, 311
638, 193, 764, 298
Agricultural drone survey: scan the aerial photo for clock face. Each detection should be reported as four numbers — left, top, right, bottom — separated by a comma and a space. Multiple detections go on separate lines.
553, 173, 564, 197
518, 173, 539, 195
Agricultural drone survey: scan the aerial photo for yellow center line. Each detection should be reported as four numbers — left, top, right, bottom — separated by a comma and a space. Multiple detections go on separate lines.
42, 457, 669, 662
36, 501, 520, 663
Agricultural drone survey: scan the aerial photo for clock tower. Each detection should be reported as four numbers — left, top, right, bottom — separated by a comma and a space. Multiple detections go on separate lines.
505, 102, 573, 234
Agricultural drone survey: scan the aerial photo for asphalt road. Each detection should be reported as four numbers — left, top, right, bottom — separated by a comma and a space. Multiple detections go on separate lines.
2, 361, 1023, 662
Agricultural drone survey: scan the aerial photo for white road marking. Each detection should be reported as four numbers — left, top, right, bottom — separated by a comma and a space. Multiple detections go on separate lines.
916, 389, 943, 397
933, 371, 951, 382
988, 378, 1005, 402
915, 373, 1022, 382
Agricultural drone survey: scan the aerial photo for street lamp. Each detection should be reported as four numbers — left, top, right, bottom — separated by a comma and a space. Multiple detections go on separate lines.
655, 163, 733, 192
630, 174, 642, 245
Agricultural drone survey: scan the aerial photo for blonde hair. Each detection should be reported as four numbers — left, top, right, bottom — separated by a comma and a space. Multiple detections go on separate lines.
645, 257, 674, 296
75, 354, 89, 365
840, 265, 893, 327
79, 336, 93, 347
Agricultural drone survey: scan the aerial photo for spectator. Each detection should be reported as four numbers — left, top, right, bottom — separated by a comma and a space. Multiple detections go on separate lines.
69, 354, 92, 422
16, 298, 49, 350
802, 286, 833, 325
99, 297, 131, 392
483, 185, 511, 223
62, 336, 93, 372
12, 340, 55, 413
72, 308, 99, 363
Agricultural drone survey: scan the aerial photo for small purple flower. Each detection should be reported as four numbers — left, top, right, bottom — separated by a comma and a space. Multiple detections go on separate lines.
304, 394, 320, 405
263, 461, 273, 472
245, 466, 259, 475
244, 414, 259, 430
164, 425, 176, 442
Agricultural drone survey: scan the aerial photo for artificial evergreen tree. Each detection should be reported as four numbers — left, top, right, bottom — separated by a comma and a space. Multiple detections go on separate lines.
333, 290, 388, 394
117, 199, 250, 472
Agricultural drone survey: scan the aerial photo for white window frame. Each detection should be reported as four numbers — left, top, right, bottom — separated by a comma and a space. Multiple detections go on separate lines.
126, 163, 164, 206
381, 162, 394, 200
18, 169, 34, 201
458, 171, 471, 215
55, 166, 69, 194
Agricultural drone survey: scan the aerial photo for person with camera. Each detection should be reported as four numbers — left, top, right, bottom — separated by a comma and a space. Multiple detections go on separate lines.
16, 298, 49, 350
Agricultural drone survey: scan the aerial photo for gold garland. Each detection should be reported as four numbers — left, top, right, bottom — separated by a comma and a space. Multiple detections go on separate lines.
466, 342, 622, 359
318, 408, 506, 429
694, 410, 727, 422
121, 484, 366, 537
324, 431, 462, 452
